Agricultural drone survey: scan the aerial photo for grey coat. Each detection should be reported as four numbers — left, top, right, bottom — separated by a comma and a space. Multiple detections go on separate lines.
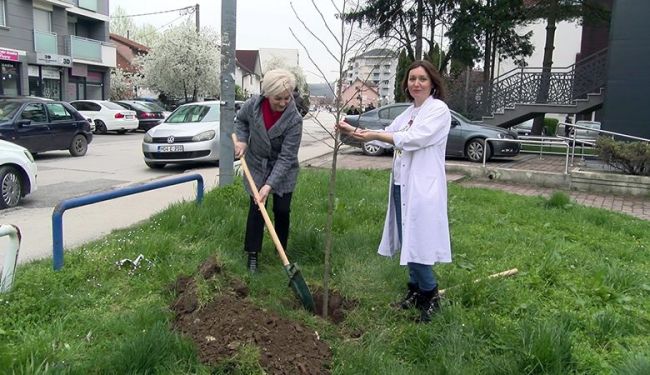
234, 95, 303, 196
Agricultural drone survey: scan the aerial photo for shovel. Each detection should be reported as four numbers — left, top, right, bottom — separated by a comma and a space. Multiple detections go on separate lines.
232, 134, 315, 312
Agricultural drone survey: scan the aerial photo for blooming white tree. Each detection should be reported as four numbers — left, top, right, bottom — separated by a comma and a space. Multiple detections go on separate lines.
110, 67, 138, 100
263, 56, 308, 95
137, 21, 220, 101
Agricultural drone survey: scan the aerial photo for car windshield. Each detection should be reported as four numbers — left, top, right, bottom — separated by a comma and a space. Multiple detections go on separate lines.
103, 102, 127, 110
0, 101, 22, 121
165, 104, 219, 123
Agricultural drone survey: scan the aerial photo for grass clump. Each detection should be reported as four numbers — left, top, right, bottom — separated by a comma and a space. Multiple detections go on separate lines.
545, 191, 573, 209
0, 169, 648, 374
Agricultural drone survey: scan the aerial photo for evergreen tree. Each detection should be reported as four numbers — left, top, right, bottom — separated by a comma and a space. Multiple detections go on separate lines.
393, 49, 412, 103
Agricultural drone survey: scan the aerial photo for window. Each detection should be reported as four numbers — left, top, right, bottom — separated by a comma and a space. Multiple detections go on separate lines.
1, 63, 19, 96
21, 103, 47, 123
33, 8, 52, 32
46, 103, 73, 121
0, 1, 6, 27
378, 108, 390, 120
389, 106, 408, 120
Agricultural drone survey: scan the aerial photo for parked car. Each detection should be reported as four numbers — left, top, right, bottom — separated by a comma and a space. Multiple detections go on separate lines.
142, 101, 220, 169
558, 120, 601, 139
69, 100, 138, 134
139, 101, 171, 118
0, 140, 38, 209
511, 119, 548, 136
115, 100, 166, 131
134, 97, 168, 111
341, 103, 520, 162
0, 98, 93, 156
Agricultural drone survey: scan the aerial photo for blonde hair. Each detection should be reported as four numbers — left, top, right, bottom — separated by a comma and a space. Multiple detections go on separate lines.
262, 69, 296, 97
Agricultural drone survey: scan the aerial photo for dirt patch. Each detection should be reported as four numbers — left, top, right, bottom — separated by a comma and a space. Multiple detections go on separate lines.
311, 289, 358, 325
170, 256, 332, 374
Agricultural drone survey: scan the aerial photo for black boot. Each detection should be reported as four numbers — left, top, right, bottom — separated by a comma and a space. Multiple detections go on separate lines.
393, 282, 419, 309
247, 252, 258, 273
417, 287, 440, 323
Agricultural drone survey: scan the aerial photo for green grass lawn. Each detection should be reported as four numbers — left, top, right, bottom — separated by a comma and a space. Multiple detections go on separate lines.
1, 169, 648, 374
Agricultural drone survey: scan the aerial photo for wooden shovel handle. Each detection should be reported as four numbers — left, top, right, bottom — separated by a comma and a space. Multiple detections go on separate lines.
232, 134, 290, 266
439, 268, 518, 296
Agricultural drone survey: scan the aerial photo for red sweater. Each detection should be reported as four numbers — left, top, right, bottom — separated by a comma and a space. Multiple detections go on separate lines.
261, 98, 282, 130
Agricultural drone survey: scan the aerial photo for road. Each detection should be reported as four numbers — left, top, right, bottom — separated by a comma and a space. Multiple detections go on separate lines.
0, 111, 337, 266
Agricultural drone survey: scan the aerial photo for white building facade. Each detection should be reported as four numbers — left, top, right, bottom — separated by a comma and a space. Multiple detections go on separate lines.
346, 49, 398, 105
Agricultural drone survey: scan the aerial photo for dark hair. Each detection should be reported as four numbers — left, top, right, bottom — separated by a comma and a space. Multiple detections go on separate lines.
400, 60, 447, 102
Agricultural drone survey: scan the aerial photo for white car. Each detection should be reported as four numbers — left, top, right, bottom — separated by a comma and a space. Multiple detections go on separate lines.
142, 101, 220, 169
558, 120, 601, 139
0, 140, 37, 209
69, 100, 138, 134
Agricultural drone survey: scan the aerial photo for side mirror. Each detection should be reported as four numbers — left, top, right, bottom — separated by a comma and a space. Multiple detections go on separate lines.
17, 119, 32, 127
451, 119, 460, 127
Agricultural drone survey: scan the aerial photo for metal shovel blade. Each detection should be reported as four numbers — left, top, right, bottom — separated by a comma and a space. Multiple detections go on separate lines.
284, 263, 315, 312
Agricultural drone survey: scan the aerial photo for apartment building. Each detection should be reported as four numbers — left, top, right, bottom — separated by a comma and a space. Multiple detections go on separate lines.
0, 0, 115, 100
345, 49, 397, 105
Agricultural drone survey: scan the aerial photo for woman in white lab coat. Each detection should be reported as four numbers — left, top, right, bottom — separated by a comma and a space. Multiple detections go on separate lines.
337, 60, 452, 323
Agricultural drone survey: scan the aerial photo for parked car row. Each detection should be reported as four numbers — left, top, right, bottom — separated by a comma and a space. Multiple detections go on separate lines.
341, 103, 521, 162
70, 100, 168, 134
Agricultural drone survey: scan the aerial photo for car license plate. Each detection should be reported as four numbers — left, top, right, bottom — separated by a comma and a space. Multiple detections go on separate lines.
126, 115, 134, 119
158, 145, 184, 152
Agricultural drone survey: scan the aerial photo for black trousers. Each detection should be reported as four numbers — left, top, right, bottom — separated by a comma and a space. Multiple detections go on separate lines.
244, 192, 293, 254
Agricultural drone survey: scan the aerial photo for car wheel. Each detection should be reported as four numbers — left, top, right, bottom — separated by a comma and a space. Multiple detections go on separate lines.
465, 138, 491, 163
145, 162, 166, 169
69, 134, 88, 157
362, 142, 384, 156
0, 166, 22, 209
95, 120, 107, 135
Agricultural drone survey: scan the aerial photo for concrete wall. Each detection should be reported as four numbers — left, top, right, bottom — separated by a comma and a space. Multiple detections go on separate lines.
603, 0, 650, 139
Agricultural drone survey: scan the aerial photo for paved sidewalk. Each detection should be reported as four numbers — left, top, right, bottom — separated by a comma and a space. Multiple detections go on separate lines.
303, 148, 650, 221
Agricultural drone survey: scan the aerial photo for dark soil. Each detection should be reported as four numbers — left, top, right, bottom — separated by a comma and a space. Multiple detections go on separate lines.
170, 256, 355, 374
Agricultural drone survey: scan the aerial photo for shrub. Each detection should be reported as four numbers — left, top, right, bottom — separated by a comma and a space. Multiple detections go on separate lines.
596, 137, 650, 176
544, 118, 559, 136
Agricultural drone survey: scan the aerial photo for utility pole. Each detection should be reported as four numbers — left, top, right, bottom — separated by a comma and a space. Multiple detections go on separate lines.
219, 0, 236, 186
195, 4, 200, 33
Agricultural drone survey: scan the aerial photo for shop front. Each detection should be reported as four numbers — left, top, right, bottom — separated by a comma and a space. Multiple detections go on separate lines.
27, 53, 72, 100
67, 63, 105, 100
0, 48, 25, 96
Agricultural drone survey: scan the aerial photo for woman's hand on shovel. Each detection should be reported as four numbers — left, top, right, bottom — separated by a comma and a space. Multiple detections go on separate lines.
234, 140, 247, 159
257, 184, 272, 205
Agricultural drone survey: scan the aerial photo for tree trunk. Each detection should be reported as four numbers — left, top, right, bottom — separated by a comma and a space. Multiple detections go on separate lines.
415, 0, 423, 60
532, 4, 558, 135
481, 27, 493, 115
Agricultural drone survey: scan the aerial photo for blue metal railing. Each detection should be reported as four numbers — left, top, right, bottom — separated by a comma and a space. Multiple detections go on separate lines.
51, 174, 204, 270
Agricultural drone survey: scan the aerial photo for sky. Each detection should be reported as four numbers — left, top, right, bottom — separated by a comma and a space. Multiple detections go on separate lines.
108, 0, 347, 83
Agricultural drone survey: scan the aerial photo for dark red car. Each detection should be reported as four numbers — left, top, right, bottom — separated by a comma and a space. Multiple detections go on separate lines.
115, 100, 165, 132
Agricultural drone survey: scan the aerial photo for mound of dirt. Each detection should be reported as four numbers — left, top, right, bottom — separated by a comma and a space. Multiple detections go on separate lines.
170, 257, 332, 374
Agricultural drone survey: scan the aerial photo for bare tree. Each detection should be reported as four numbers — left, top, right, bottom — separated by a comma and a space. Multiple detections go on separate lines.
289, 0, 400, 318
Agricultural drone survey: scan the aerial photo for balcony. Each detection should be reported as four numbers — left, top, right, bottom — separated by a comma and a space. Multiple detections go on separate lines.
34, 30, 58, 54
67, 36, 116, 67
78, 0, 98, 12
55, 0, 97, 11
